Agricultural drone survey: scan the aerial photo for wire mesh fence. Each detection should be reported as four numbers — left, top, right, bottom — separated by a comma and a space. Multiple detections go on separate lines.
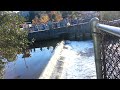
99, 30, 120, 79
91, 17, 120, 79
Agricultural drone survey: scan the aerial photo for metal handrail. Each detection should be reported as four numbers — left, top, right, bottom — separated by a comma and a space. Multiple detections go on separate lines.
96, 23, 120, 37
91, 17, 120, 37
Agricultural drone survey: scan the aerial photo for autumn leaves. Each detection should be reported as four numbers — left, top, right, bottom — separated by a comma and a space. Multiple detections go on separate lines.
32, 11, 63, 25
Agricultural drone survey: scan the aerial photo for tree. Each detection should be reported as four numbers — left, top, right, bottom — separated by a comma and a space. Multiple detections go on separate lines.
54, 13, 63, 22
39, 14, 50, 24
28, 11, 36, 22
61, 11, 69, 19
99, 11, 120, 21
49, 11, 63, 22
0, 11, 29, 62
32, 15, 40, 24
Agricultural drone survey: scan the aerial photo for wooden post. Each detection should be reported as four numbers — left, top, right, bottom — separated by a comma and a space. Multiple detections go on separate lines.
90, 17, 103, 79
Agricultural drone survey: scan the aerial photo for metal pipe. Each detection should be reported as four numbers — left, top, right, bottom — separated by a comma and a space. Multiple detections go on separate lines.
96, 23, 120, 38
90, 17, 103, 79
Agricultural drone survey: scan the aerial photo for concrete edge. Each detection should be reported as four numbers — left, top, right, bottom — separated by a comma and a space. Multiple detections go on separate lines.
39, 40, 65, 79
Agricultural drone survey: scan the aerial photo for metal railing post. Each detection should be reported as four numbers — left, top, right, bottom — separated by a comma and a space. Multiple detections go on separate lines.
90, 17, 103, 79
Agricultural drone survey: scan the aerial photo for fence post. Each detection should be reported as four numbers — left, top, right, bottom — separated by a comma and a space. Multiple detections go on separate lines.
90, 17, 103, 79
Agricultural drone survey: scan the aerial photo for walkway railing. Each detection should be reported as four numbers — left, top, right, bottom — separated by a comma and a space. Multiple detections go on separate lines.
90, 17, 120, 79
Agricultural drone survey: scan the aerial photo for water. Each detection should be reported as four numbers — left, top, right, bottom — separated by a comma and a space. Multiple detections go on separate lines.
0, 39, 60, 79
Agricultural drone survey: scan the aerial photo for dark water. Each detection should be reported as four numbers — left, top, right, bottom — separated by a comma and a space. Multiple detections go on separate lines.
0, 39, 60, 79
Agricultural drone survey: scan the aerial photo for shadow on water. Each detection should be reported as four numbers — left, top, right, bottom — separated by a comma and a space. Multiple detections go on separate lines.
0, 39, 61, 79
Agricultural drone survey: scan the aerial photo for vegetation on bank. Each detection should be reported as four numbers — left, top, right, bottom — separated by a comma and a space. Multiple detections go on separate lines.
99, 11, 120, 21
24, 11, 120, 26
0, 11, 29, 62
25, 11, 90, 24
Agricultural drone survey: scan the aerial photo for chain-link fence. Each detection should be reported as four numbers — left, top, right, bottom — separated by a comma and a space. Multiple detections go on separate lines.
100, 31, 120, 79
91, 17, 120, 79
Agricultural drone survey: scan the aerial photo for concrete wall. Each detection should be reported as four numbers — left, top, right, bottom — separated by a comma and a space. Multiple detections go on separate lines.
39, 41, 64, 79
28, 22, 92, 41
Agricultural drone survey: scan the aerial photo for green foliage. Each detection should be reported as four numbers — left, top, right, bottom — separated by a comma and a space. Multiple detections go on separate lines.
0, 12, 29, 61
